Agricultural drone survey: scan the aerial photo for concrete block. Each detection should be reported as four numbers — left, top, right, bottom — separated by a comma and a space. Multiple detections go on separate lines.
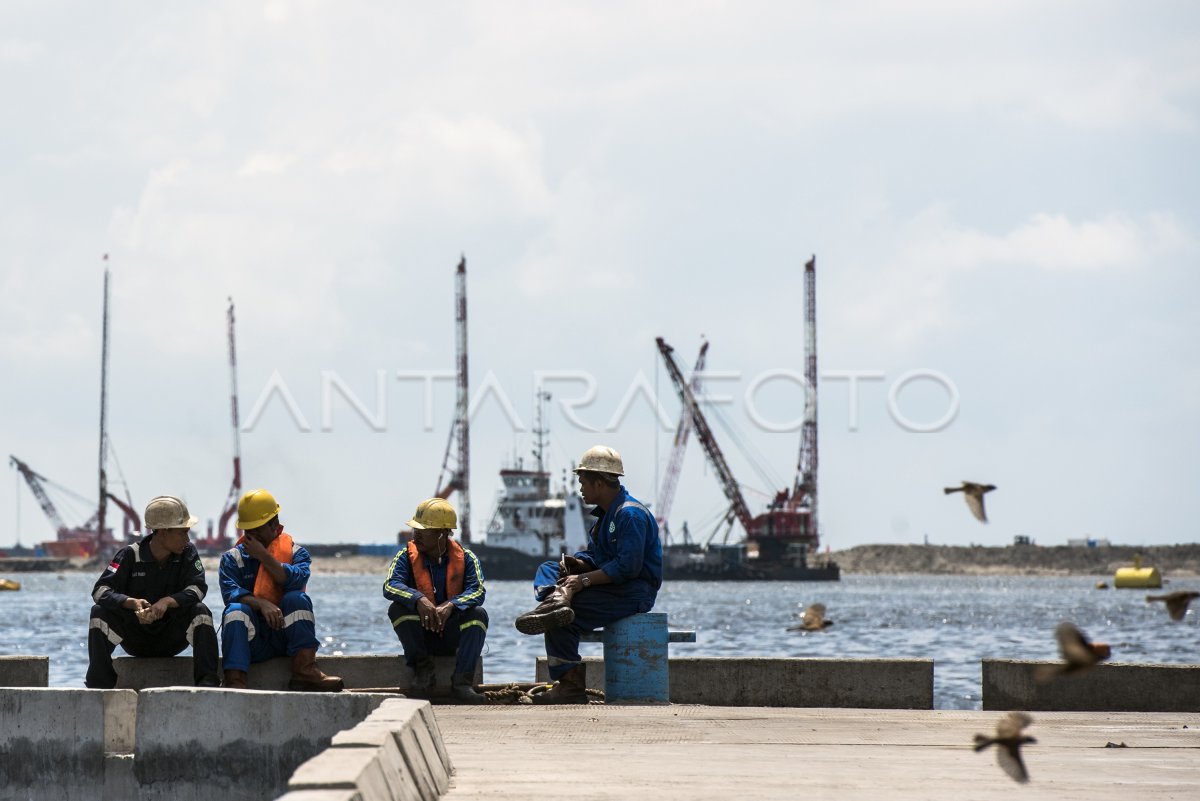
103, 688, 137, 753
116, 654, 481, 693
287, 747, 400, 801
982, 659, 1200, 712
0, 655, 49, 687
0, 688, 131, 800
536, 656, 935, 708
331, 698, 448, 799
134, 688, 391, 801
329, 700, 435, 801
104, 753, 137, 800
417, 704, 452, 775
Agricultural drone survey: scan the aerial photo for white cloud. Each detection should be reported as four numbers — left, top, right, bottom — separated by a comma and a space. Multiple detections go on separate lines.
839, 208, 1194, 349
0, 39, 43, 62
238, 152, 295, 177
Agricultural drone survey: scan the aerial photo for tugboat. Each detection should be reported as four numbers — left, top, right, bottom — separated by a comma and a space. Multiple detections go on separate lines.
469, 392, 592, 580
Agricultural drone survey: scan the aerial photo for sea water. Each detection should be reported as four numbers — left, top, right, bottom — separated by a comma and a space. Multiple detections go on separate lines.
3, 572, 1196, 709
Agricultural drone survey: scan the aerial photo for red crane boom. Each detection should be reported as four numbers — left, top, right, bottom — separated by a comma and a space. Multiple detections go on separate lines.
655, 337, 753, 541
655, 340, 708, 534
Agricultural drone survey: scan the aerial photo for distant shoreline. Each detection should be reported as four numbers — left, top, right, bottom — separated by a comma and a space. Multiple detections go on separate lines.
824, 543, 1200, 577
12, 542, 1197, 578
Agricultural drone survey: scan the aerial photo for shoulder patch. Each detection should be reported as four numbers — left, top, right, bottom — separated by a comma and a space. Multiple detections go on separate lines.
194, 559, 203, 572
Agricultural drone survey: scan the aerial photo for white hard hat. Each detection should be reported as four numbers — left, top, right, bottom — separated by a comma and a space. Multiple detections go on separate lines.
573, 445, 624, 476
144, 495, 199, 531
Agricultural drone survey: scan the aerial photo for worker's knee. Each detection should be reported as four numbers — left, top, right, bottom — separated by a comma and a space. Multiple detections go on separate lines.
279, 591, 312, 613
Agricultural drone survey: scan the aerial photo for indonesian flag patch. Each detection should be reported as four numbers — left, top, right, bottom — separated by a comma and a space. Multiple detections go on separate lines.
105, 560, 120, 574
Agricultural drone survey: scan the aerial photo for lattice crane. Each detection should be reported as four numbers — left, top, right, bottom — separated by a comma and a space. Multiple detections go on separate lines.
433, 256, 471, 543
655, 340, 708, 536
655, 337, 753, 542
216, 297, 243, 545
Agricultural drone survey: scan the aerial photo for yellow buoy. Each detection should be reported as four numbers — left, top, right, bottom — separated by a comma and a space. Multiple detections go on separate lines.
0, 578, 20, 591
1114, 566, 1161, 589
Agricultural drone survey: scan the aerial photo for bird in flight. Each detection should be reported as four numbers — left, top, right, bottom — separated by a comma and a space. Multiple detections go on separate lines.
944, 481, 996, 523
1146, 591, 1200, 622
974, 712, 1036, 783
1034, 621, 1111, 682
787, 603, 833, 632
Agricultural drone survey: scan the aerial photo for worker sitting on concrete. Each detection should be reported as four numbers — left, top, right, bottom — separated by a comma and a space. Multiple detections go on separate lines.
384, 497, 488, 703
218, 489, 343, 691
515, 445, 663, 704
86, 495, 220, 689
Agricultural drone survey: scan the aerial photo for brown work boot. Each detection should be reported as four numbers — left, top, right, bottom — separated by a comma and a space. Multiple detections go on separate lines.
531, 665, 589, 705
287, 648, 344, 692
515, 586, 575, 635
223, 669, 248, 690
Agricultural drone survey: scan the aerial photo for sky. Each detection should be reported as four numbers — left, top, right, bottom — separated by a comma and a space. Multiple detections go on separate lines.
2, 1, 1197, 552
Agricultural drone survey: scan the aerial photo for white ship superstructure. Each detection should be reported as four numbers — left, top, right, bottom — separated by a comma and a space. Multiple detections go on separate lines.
484, 466, 590, 558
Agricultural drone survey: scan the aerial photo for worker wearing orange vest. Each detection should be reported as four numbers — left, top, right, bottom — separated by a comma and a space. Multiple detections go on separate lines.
384, 497, 488, 703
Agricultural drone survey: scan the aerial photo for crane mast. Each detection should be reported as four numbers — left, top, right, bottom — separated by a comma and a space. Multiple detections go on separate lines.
655, 340, 708, 533
655, 337, 753, 538
217, 297, 242, 544
434, 257, 471, 543
793, 255, 818, 520
97, 262, 110, 553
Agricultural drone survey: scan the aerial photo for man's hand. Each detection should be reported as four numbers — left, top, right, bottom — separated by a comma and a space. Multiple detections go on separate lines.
557, 574, 584, 596
559, 555, 591, 576
123, 597, 150, 613
416, 597, 439, 632
432, 601, 455, 634
242, 535, 269, 562
256, 599, 284, 630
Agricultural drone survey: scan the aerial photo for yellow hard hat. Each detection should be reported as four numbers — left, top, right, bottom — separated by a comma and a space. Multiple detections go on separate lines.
407, 497, 457, 530
144, 495, 199, 531
236, 488, 281, 530
573, 445, 624, 476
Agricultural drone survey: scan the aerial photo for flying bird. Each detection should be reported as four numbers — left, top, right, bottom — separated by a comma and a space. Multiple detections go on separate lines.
1146, 591, 1200, 622
974, 712, 1036, 783
1034, 621, 1111, 682
944, 481, 996, 523
787, 603, 833, 632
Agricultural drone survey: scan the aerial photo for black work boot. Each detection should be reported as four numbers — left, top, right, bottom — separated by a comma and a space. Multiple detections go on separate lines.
407, 656, 436, 697
531, 665, 589, 705
515, 586, 575, 635
450, 672, 489, 704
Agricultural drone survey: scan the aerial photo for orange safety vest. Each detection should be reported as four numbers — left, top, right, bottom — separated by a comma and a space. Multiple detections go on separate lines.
407, 539, 465, 601
236, 531, 295, 606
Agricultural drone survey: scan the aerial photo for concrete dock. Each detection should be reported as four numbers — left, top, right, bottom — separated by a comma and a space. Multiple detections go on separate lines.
434, 706, 1200, 800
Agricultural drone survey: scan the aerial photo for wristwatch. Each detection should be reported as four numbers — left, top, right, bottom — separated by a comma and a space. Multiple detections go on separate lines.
580, 574, 591, 588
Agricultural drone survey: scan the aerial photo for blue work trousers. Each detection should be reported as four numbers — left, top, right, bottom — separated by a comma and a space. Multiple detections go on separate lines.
388, 602, 488, 677
221, 590, 321, 673
532, 559, 655, 680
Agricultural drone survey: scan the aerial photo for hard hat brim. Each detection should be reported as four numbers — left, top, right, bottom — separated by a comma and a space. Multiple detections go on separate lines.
572, 467, 624, 476
407, 518, 455, 530
237, 505, 280, 531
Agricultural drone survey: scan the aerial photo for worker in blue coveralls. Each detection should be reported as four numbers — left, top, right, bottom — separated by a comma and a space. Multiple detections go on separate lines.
218, 488, 343, 691
514, 445, 662, 704
86, 495, 220, 689
384, 497, 489, 703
